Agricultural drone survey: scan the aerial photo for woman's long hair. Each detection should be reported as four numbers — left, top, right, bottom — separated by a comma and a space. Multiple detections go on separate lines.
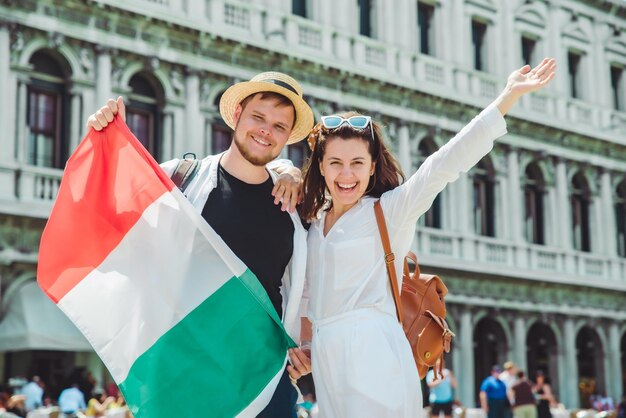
300, 111, 405, 221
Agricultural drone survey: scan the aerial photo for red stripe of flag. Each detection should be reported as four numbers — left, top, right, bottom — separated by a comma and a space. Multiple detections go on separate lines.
37, 118, 175, 303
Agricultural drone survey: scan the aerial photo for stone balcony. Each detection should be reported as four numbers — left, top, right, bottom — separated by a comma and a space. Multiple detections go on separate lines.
0, 160, 624, 287
415, 227, 626, 289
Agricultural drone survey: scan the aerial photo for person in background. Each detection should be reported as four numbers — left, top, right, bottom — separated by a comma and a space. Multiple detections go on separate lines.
0, 393, 20, 418
426, 364, 457, 418
616, 394, 626, 418
532, 371, 554, 418
58, 383, 86, 417
480, 365, 509, 418
19, 376, 43, 412
499, 362, 518, 392
510, 371, 537, 418
85, 389, 117, 417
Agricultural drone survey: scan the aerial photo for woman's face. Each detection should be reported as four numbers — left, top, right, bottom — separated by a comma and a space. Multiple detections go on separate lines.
319, 136, 374, 210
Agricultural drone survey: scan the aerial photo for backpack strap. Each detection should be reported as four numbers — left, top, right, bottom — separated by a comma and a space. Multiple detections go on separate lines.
171, 152, 200, 193
374, 200, 404, 324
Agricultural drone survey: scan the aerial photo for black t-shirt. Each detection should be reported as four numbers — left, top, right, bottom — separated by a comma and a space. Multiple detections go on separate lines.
201, 164, 294, 317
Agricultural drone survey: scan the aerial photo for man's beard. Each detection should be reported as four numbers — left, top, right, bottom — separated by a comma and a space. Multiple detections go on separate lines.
233, 132, 277, 166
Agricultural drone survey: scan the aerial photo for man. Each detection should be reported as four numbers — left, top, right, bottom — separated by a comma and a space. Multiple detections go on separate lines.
19, 376, 43, 412
58, 383, 86, 417
499, 361, 518, 415
426, 364, 457, 418
87, 71, 314, 417
509, 371, 537, 418
499, 361, 518, 392
480, 365, 509, 418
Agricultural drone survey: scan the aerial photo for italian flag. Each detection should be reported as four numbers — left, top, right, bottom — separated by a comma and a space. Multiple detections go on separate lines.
37, 118, 295, 418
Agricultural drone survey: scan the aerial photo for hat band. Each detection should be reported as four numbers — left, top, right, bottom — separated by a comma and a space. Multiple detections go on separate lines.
261, 79, 299, 96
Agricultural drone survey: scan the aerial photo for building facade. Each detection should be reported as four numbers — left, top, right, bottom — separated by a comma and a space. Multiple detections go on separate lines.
0, 0, 625, 408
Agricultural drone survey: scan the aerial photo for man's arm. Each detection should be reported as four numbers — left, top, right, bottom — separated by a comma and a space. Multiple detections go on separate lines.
480, 391, 488, 413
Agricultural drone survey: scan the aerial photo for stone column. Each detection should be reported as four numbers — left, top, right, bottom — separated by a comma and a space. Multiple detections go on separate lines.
390, 0, 412, 50
513, 317, 527, 373
16, 77, 28, 164
608, 323, 623, 403
161, 108, 174, 161
459, 310, 475, 407
398, 123, 411, 174
450, 0, 468, 67
556, 330, 567, 408
0, 22, 11, 161
547, 6, 568, 118
600, 170, 617, 256
186, 0, 205, 20
185, 69, 203, 154
95, 47, 112, 108
555, 158, 571, 250
507, 147, 523, 242
563, 318, 579, 408
69, 90, 82, 153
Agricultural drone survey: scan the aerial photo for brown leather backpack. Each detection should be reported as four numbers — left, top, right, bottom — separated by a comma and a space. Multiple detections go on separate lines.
374, 201, 455, 380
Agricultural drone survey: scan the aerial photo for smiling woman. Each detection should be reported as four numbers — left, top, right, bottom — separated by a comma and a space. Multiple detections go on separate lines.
299, 59, 557, 418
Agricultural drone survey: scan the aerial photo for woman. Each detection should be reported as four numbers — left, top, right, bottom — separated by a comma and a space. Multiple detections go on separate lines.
85, 390, 116, 417
533, 371, 555, 418
299, 58, 556, 418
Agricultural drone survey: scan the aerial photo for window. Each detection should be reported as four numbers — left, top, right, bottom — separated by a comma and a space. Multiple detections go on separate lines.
26, 50, 70, 169
418, 2, 435, 55
358, 0, 375, 37
292, 0, 308, 18
523, 164, 545, 244
571, 173, 591, 252
611, 65, 624, 111
521, 36, 536, 66
472, 20, 488, 71
568, 51, 582, 99
473, 159, 495, 236
211, 124, 232, 154
616, 180, 626, 257
127, 73, 164, 160
417, 139, 441, 228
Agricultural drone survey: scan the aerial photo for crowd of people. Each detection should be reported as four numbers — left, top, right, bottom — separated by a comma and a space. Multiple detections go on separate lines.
0, 374, 131, 418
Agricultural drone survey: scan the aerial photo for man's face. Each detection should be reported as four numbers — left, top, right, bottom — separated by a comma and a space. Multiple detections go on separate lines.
231, 94, 295, 166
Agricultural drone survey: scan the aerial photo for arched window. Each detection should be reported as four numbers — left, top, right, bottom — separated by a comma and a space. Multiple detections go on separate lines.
523, 163, 545, 244
211, 91, 231, 154
126, 72, 164, 160
576, 326, 606, 406
473, 158, 495, 237
417, 138, 441, 228
616, 179, 626, 257
571, 172, 591, 252
27, 50, 71, 168
473, 317, 508, 403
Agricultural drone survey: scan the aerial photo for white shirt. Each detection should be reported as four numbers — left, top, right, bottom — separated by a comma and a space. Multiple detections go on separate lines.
306, 105, 507, 321
21, 381, 43, 411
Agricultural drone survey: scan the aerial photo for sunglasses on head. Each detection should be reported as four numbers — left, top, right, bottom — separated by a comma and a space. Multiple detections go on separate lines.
320, 115, 375, 141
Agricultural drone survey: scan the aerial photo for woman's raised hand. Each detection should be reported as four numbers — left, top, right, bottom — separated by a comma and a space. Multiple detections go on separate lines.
86, 96, 126, 131
495, 58, 556, 115
506, 58, 556, 96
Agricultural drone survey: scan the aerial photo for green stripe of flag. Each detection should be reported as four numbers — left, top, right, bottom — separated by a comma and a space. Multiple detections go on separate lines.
120, 269, 296, 418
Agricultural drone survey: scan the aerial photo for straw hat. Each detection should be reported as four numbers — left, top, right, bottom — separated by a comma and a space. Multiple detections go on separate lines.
219, 72, 314, 144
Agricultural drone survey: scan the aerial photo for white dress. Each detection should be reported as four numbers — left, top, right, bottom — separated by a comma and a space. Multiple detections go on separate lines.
305, 105, 507, 418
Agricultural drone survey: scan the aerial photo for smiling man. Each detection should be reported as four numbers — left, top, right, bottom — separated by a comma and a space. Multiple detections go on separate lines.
87, 72, 314, 418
